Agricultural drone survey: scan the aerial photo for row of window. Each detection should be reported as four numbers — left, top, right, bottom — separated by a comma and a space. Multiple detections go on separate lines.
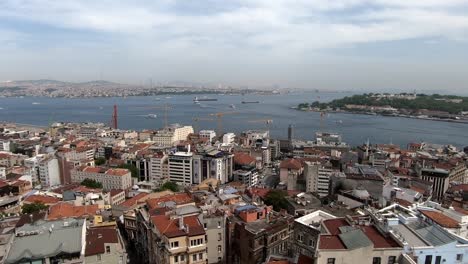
326, 256, 396, 264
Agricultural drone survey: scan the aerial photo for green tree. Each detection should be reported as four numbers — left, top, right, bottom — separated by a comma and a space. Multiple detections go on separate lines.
264, 190, 289, 212
160, 181, 179, 192
94, 157, 106, 166
81, 178, 103, 189
22, 201, 49, 214
118, 164, 139, 178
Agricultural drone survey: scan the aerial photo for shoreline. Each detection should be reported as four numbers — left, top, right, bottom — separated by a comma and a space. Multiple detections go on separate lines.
293, 108, 468, 125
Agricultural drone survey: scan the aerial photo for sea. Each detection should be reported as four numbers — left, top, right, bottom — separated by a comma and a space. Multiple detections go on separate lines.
0, 92, 466, 148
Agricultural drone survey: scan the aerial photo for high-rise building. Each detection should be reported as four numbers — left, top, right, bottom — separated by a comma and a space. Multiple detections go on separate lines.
168, 151, 193, 186
304, 160, 334, 197
38, 155, 61, 187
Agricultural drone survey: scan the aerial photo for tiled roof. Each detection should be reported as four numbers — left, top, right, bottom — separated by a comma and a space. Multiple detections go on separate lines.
83, 166, 105, 173
85, 227, 119, 256
24, 195, 60, 205
110, 189, 124, 197
146, 193, 193, 210
319, 235, 346, 250
151, 214, 205, 238
297, 255, 314, 264
105, 168, 129, 176
419, 210, 460, 228
233, 152, 256, 166
280, 158, 302, 170
47, 202, 99, 220
119, 192, 149, 208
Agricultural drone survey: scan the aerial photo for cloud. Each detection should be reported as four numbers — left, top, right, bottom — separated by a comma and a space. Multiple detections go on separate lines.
1, 0, 468, 89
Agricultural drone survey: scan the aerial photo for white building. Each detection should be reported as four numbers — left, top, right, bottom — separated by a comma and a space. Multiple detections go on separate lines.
0, 166, 6, 180
149, 152, 169, 186
71, 166, 132, 190
199, 130, 216, 142
168, 151, 193, 186
304, 161, 333, 197
222, 133, 235, 144
152, 125, 194, 147
38, 155, 61, 187
233, 170, 258, 187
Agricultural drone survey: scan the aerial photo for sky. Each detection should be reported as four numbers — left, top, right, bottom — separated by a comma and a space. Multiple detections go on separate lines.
1, 0, 468, 92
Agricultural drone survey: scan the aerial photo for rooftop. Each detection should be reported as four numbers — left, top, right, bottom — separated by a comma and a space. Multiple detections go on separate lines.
419, 209, 460, 229
85, 227, 119, 256
151, 215, 205, 238
47, 202, 99, 220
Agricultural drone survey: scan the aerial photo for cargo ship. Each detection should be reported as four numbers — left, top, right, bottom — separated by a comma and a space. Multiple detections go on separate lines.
241, 101, 260, 104
193, 96, 218, 103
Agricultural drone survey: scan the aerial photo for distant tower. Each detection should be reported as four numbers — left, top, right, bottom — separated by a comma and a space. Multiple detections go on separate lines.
288, 124, 294, 142
112, 104, 118, 129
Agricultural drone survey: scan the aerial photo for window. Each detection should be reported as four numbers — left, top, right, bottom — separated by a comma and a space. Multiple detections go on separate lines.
192, 254, 197, 261
372, 257, 381, 264
297, 234, 303, 242
435, 256, 441, 264
308, 239, 315, 247
180, 255, 185, 261
457, 254, 463, 261
327, 258, 335, 264
203, 223, 207, 229
171, 241, 179, 248
425, 255, 432, 264
97, 254, 101, 261
190, 238, 204, 247
106, 246, 110, 254
174, 256, 179, 263
218, 233, 222, 241
218, 245, 222, 253
199, 253, 203, 260
388, 256, 396, 264
218, 221, 221, 228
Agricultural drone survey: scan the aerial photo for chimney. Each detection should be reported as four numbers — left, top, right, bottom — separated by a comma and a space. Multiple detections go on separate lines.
185, 224, 190, 234
179, 217, 184, 230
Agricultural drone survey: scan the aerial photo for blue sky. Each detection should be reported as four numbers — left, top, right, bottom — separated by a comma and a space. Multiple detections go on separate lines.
1, 0, 468, 92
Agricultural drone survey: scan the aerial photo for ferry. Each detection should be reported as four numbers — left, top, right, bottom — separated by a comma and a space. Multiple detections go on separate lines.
241, 101, 260, 104
145, 114, 158, 119
193, 96, 217, 103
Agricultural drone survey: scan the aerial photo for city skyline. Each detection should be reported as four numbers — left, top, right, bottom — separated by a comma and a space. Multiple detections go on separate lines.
1, 1, 468, 92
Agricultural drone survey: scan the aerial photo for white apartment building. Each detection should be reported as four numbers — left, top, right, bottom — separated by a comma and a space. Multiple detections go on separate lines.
71, 166, 132, 190
168, 152, 193, 186
233, 169, 258, 187
0, 166, 6, 180
199, 130, 216, 142
152, 125, 194, 147
304, 161, 334, 197
39, 155, 61, 187
222, 133, 235, 144
149, 153, 169, 186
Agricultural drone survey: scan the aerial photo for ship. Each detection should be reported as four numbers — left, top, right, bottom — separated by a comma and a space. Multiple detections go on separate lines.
145, 114, 158, 119
241, 101, 260, 104
193, 96, 218, 103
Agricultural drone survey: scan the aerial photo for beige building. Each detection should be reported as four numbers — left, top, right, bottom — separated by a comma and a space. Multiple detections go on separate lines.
85, 227, 127, 264
71, 166, 132, 190
152, 125, 194, 147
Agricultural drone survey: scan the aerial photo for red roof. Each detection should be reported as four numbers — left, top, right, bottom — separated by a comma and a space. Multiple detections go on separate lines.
119, 192, 149, 208
323, 218, 350, 235
47, 202, 99, 220
233, 152, 256, 166
419, 210, 460, 228
85, 227, 119, 256
280, 159, 302, 170
83, 166, 105, 173
319, 235, 346, 250
151, 214, 205, 238
24, 195, 60, 205
105, 168, 129, 176
360, 225, 400, 248
297, 255, 314, 264
110, 189, 124, 197
146, 193, 193, 210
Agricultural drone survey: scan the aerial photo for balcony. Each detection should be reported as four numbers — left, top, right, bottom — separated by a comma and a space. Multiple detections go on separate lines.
187, 244, 206, 254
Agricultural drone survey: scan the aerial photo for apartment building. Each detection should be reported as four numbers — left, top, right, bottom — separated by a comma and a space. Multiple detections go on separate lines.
38, 155, 61, 187
71, 166, 132, 190
192, 148, 233, 184
304, 160, 334, 197
153, 125, 194, 147
149, 152, 169, 186
168, 152, 193, 186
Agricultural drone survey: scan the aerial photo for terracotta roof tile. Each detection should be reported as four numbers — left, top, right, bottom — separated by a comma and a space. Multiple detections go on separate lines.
280, 159, 302, 170
419, 210, 460, 228
151, 215, 205, 238
146, 193, 193, 210
119, 192, 149, 208
24, 195, 60, 205
85, 227, 119, 256
47, 202, 99, 220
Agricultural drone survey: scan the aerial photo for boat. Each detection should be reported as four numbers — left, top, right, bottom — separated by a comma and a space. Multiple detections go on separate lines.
230, 104, 236, 109
154, 97, 161, 101
145, 114, 158, 119
241, 101, 260, 104
193, 96, 217, 102
32, 102, 40, 105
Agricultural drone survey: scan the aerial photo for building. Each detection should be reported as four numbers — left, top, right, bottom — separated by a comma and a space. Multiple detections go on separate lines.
316, 216, 402, 264
38, 155, 61, 187
199, 211, 226, 263
227, 206, 294, 264
199, 130, 216, 142
85, 227, 127, 264
149, 152, 169, 186
291, 210, 336, 258
168, 151, 194, 186
6, 218, 86, 264
222, 133, 235, 144
110, 189, 126, 205
151, 214, 207, 264
233, 169, 258, 187
304, 160, 334, 197
71, 166, 132, 190
193, 148, 233, 184
152, 125, 194, 147
420, 161, 467, 200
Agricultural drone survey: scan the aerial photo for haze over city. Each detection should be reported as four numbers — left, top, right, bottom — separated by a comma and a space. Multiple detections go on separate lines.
2, 0, 468, 92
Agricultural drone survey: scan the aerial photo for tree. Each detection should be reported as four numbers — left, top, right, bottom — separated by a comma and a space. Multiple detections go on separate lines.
22, 201, 48, 214
264, 190, 289, 212
81, 178, 103, 189
160, 181, 179, 192
94, 157, 106, 166
118, 164, 139, 178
